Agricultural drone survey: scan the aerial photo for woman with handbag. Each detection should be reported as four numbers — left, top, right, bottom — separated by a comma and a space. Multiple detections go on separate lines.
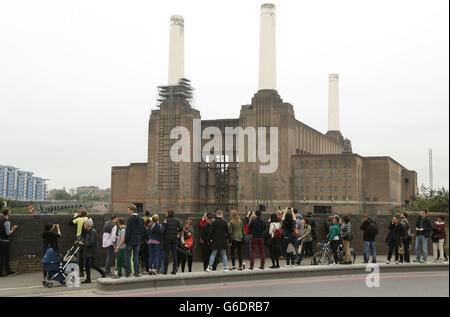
268, 213, 282, 268
282, 208, 298, 267
228, 210, 244, 270
341, 215, 352, 265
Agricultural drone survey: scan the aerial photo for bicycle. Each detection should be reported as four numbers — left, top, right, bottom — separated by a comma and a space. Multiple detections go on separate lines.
311, 240, 356, 265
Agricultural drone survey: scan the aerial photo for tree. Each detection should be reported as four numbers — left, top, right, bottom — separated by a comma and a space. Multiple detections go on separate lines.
410, 187, 449, 213
54, 190, 71, 201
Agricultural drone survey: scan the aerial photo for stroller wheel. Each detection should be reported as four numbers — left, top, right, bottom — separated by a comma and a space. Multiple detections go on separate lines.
42, 280, 48, 287
47, 282, 53, 288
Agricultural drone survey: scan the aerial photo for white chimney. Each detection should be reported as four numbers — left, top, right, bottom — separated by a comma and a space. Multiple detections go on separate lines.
258, 4, 276, 90
168, 15, 184, 86
328, 74, 340, 131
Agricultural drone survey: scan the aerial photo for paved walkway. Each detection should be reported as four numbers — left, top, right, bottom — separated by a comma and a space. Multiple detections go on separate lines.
0, 255, 447, 296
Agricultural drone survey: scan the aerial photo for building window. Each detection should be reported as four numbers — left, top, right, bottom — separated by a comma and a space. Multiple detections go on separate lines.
305, 195, 310, 200
314, 195, 318, 200
342, 196, 346, 200
328, 186, 332, 193
320, 196, 324, 200
300, 186, 304, 192
404, 178, 409, 184
348, 196, 352, 201
373, 197, 379, 201
305, 187, 310, 193
328, 195, 332, 200
334, 196, 338, 200
320, 186, 323, 192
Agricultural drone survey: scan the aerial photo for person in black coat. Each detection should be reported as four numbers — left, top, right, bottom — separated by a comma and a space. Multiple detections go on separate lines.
124, 204, 144, 277
161, 209, 182, 275
78, 219, 105, 283
206, 210, 231, 272
385, 216, 403, 264
199, 214, 218, 271
42, 224, 61, 255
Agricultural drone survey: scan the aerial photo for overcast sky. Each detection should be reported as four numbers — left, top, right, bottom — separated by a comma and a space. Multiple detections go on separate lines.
1, 0, 448, 191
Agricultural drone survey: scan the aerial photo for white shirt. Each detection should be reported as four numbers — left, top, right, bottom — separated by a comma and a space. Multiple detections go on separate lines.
102, 225, 117, 248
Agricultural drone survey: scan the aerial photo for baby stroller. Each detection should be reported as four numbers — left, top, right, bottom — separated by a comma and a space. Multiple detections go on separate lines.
42, 244, 80, 288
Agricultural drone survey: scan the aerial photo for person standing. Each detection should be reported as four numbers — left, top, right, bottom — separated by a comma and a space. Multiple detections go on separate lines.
206, 210, 231, 272
42, 224, 61, 255
328, 216, 341, 264
341, 215, 353, 264
73, 209, 88, 277
306, 212, 317, 256
400, 212, 412, 263
161, 209, 182, 275
180, 219, 194, 273
360, 216, 377, 264
385, 216, 403, 264
0, 208, 18, 277
228, 210, 244, 270
124, 204, 144, 277
199, 214, 215, 271
282, 208, 297, 267
414, 210, 432, 263
268, 213, 281, 269
102, 215, 118, 276
249, 209, 266, 270
114, 218, 126, 278
432, 216, 446, 263
298, 217, 313, 265
79, 219, 105, 283
147, 214, 163, 274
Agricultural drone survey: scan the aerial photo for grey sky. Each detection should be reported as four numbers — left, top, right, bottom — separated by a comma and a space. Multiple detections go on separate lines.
1, 0, 448, 190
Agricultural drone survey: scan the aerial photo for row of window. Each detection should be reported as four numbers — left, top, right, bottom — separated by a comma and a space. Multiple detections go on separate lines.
296, 186, 353, 193
296, 177, 353, 183
296, 195, 353, 201
299, 160, 353, 167
294, 168, 353, 175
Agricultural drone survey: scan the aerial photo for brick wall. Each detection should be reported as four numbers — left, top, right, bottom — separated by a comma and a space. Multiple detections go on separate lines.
5, 212, 447, 272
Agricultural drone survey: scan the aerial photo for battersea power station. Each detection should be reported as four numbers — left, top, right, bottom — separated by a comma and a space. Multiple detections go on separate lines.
111, 4, 417, 215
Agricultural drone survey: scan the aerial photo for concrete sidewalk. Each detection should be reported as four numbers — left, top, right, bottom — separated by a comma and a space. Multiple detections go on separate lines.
1, 255, 448, 296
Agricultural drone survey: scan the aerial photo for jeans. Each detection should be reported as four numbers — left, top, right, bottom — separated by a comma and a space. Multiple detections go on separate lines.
363, 241, 377, 263
158, 250, 165, 272
250, 238, 265, 268
148, 244, 160, 270
208, 248, 228, 269
387, 240, 400, 261
433, 239, 445, 261
230, 240, 243, 268
415, 235, 428, 261
0, 241, 11, 274
163, 240, 178, 274
402, 238, 410, 262
105, 245, 115, 274
84, 256, 105, 282
76, 236, 84, 274
125, 245, 140, 277
116, 248, 125, 277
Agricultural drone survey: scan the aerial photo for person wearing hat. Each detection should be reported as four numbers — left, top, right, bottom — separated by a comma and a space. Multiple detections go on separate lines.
78, 218, 105, 283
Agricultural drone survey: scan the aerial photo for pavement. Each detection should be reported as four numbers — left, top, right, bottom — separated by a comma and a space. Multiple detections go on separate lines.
0, 255, 448, 297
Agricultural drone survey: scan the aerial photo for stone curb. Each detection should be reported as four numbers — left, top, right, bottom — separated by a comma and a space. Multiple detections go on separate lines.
95, 262, 449, 293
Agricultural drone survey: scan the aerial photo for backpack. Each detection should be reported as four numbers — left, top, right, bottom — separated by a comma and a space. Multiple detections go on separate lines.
367, 222, 378, 236
274, 226, 284, 240
184, 230, 194, 248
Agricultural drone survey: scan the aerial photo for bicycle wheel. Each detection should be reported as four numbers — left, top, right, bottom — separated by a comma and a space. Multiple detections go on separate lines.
312, 251, 331, 265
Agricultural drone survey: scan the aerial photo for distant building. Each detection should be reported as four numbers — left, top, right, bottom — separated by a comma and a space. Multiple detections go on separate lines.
0, 165, 48, 201
76, 186, 99, 197
69, 188, 76, 196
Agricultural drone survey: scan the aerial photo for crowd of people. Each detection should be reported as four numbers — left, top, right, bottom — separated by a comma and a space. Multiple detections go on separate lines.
0, 206, 448, 281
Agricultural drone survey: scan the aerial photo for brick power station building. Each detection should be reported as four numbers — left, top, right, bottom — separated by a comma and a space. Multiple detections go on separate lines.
111, 4, 417, 215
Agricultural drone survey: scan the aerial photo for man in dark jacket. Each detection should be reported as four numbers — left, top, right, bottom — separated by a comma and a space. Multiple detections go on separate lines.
0, 208, 18, 277
199, 213, 218, 271
414, 210, 432, 263
360, 216, 377, 263
124, 204, 144, 277
249, 209, 266, 270
400, 212, 411, 263
206, 210, 231, 272
79, 219, 105, 283
161, 209, 182, 275
385, 216, 403, 264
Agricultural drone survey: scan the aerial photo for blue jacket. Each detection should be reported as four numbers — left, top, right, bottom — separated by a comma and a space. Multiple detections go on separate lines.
125, 214, 144, 246
148, 223, 163, 242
